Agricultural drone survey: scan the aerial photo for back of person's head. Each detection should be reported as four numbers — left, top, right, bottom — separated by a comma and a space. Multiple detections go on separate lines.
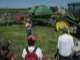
26, 18, 32, 23
0, 38, 10, 51
0, 38, 10, 56
62, 28, 69, 34
27, 34, 37, 46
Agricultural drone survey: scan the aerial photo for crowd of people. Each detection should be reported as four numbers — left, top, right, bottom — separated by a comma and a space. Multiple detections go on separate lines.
0, 18, 80, 60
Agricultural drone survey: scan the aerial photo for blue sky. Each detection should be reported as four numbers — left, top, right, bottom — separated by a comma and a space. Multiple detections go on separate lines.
0, 0, 80, 8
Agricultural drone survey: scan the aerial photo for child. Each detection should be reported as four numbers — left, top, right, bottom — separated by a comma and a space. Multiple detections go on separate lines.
22, 34, 46, 60
0, 38, 15, 60
25, 18, 32, 37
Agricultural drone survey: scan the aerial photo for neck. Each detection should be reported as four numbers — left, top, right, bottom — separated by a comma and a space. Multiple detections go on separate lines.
28, 45, 35, 47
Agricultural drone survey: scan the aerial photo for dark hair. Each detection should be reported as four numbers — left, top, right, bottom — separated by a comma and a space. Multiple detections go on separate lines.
28, 21, 32, 24
0, 38, 10, 50
25, 18, 32, 23
62, 28, 69, 33
27, 38, 35, 46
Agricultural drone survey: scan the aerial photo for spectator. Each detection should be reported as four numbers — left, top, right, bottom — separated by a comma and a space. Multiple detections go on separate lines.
22, 34, 46, 60
25, 18, 32, 37
76, 24, 80, 38
55, 28, 74, 60
0, 38, 16, 60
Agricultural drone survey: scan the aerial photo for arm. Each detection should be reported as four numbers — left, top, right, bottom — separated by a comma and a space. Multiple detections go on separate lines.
54, 37, 60, 59
36, 48, 43, 60
22, 48, 27, 60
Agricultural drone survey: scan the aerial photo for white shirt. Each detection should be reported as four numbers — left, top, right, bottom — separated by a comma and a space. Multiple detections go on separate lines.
58, 33, 74, 56
22, 46, 43, 60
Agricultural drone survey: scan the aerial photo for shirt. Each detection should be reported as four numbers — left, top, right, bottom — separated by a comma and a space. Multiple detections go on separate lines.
22, 46, 43, 60
58, 33, 74, 56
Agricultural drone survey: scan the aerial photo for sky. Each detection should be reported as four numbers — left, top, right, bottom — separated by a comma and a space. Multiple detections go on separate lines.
0, 0, 80, 8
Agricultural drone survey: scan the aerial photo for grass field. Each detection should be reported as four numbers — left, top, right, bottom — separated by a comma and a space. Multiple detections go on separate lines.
0, 25, 60, 60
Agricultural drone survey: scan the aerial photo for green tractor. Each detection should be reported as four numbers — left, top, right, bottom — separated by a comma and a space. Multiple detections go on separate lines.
29, 5, 54, 25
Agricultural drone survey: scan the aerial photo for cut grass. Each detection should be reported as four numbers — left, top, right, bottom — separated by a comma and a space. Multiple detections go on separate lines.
0, 25, 60, 60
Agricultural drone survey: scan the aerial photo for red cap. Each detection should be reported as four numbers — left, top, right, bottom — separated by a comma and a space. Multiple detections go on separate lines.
28, 34, 37, 41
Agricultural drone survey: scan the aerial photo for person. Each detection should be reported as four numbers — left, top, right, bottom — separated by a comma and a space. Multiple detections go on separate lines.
0, 38, 15, 60
22, 34, 46, 60
25, 18, 32, 37
55, 28, 75, 60
76, 24, 80, 39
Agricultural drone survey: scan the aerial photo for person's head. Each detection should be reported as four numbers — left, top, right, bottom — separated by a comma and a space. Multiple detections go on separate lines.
0, 38, 10, 55
62, 28, 69, 34
27, 34, 37, 46
26, 18, 32, 23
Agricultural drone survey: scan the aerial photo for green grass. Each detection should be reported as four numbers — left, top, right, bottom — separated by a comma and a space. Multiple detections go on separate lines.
0, 25, 60, 60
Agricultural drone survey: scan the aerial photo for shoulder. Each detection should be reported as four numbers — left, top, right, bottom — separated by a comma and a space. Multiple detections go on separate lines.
23, 48, 26, 51
68, 34, 73, 39
22, 47, 42, 53
25, 23, 29, 26
22, 48, 27, 54
69, 35, 73, 38
22, 48, 27, 59
35, 47, 43, 54
36, 47, 42, 51
58, 35, 63, 40
35, 47, 43, 58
